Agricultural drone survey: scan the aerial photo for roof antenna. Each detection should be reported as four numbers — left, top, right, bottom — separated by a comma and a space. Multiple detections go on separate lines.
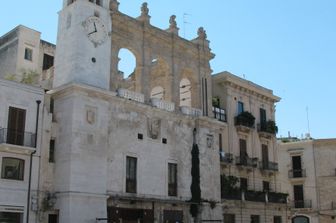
306, 106, 311, 138
183, 13, 191, 38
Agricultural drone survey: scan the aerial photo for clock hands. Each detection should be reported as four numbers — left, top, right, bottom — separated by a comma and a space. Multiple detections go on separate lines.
88, 22, 97, 35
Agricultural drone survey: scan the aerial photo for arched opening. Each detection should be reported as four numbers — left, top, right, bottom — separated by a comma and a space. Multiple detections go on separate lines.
179, 78, 192, 107
292, 216, 310, 223
117, 48, 136, 80
150, 86, 164, 100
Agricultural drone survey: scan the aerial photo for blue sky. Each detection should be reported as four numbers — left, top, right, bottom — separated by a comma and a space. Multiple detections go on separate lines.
1, 1, 335, 139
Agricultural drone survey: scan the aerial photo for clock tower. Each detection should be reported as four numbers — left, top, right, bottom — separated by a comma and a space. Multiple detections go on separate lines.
53, 0, 111, 90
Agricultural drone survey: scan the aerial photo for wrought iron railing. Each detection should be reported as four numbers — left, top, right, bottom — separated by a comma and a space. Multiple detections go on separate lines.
213, 107, 227, 122
0, 128, 36, 147
288, 169, 307, 178
259, 161, 279, 171
291, 200, 312, 209
235, 156, 258, 168
220, 152, 233, 164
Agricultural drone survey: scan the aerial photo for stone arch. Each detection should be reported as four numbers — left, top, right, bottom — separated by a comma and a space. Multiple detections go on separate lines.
148, 57, 171, 101
179, 78, 191, 107
110, 44, 141, 91
150, 86, 164, 100
179, 69, 199, 108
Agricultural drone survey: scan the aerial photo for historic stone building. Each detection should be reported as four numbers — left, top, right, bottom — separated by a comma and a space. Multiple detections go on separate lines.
0, 0, 292, 222
279, 138, 336, 223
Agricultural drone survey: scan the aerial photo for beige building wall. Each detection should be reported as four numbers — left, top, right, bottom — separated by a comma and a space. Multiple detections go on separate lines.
278, 138, 336, 223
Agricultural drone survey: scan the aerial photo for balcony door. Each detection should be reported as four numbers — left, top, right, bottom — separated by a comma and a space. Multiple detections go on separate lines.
260, 108, 266, 124
292, 156, 302, 177
262, 144, 269, 169
7, 107, 26, 146
293, 185, 304, 208
239, 139, 247, 165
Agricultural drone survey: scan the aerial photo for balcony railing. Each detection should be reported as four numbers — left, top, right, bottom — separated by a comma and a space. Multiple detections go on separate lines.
291, 200, 312, 209
288, 169, 307, 178
221, 189, 242, 200
235, 156, 258, 168
213, 107, 227, 122
259, 161, 279, 171
267, 192, 288, 204
245, 191, 266, 202
0, 128, 36, 148
220, 152, 233, 164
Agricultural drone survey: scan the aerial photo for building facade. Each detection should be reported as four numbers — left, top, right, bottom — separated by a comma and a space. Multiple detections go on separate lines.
0, 25, 55, 88
0, 79, 45, 223
279, 138, 336, 223
212, 72, 288, 223
0, 0, 292, 222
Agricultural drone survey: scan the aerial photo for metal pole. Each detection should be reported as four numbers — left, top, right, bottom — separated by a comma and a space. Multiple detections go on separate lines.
26, 100, 41, 223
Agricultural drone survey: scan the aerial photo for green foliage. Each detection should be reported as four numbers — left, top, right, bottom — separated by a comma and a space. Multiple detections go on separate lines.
212, 96, 220, 107
235, 111, 255, 128
190, 143, 201, 218
221, 175, 239, 192
4, 74, 17, 81
265, 120, 278, 134
21, 69, 39, 84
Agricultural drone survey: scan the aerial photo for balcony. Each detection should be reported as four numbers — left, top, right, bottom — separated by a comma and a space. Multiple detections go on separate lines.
288, 169, 307, 178
0, 128, 36, 148
245, 191, 266, 202
212, 107, 227, 122
267, 192, 288, 204
234, 112, 255, 133
257, 120, 278, 139
291, 200, 312, 209
259, 161, 279, 172
220, 152, 233, 164
221, 189, 242, 200
235, 156, 258, 168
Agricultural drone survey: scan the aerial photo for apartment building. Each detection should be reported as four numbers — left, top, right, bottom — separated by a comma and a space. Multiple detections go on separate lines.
279, 138, 336, 223
0, 79, 44, 223
0, 25, 55, 89
212, 72, 288, 223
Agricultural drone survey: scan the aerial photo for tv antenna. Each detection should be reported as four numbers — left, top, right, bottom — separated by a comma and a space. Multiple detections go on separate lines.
306, 106, 311, 135
183, 13, 191, 38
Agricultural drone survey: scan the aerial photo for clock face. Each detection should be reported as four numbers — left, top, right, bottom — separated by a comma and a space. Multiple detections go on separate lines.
83, 17, 108, 46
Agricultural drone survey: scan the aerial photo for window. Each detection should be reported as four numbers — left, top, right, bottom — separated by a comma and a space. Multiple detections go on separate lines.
238, 101, 244, 114
224, 214, 235, 223
274, 216, 282, 223
0, 212, 23, 223
89, 0, 101, 6
1, 157, 25, 181
292, 156, 303, 178
263, 181, 270, 192
7, 106, 26, 146
259, 108, 266, 124
293, 185, 304, 208
168, 163, 177, 196
43, 54, 54, 70
261, 144, 269, 169
48, 214, 58, 223
49, 139, 55, 163
126, 156, 137, 193
240, 177, 248, 191
24, 48, 33, 61
239, 139, 247, 165
251, 215, 260, 223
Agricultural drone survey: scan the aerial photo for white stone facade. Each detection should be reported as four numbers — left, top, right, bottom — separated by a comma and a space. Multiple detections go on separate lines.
0, 79, 45, 223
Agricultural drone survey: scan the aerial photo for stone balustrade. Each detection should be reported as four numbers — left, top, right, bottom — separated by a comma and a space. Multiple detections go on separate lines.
117, 88, 144, 103
150, 98, 175, 112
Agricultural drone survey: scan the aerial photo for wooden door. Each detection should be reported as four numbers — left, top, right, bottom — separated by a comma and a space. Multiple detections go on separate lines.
7, 107, 26, 145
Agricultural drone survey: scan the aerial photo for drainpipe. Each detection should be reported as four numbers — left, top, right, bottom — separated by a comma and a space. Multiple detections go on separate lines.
26, 100, 41, 223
